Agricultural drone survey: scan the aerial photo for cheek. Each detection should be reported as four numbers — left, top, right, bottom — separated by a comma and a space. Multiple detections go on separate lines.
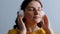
24, 12, 33, 19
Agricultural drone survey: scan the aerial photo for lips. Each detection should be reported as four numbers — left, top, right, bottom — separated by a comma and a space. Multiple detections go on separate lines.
33, 16, 40, 18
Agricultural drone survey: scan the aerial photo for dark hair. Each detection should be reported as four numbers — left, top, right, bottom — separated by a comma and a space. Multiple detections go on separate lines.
21, 0, 43, 11
14, 0, 43, 29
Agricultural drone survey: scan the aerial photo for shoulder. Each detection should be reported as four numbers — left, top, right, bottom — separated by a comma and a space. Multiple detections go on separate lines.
7, 29, 19, 34
39, 27, 46, 34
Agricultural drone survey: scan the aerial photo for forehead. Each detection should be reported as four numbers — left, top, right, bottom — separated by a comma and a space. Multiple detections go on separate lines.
27, 1, 41, 8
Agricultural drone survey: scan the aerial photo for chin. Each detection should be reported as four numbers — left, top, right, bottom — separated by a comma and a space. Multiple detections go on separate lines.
34, 19, 41, 23
36, 20, 41, 23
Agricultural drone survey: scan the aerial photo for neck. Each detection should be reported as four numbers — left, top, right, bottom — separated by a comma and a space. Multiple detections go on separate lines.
25, 21, 40, 32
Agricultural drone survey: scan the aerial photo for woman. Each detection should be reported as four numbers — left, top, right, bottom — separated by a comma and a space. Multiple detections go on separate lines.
8, 0, 55, 34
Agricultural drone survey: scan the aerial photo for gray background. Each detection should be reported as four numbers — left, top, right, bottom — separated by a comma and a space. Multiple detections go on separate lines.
0, 0, 60, 34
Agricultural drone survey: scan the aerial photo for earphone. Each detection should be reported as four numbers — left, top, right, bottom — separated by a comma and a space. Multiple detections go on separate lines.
17, 9, 24, 16
41, 11, 45, 17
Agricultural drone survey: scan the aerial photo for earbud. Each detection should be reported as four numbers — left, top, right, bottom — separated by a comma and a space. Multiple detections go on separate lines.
17, 9, 24, 16
41, 11, 45, 17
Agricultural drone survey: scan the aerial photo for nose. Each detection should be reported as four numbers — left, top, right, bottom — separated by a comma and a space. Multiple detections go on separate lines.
34, 10, 39, 15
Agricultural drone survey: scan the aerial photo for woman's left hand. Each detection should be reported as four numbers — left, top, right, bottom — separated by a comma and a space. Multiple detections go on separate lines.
40, 14, 54, 34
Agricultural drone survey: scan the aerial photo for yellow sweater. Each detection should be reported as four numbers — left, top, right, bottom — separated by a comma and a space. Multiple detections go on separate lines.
8, 28, 46, 34
8, 28, 56, 34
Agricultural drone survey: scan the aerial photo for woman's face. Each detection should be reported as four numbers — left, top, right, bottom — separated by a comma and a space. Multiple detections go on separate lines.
24, 1, 42, 23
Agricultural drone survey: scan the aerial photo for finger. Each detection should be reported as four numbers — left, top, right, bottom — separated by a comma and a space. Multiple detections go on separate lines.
43, 15, 49, 27
40, 20, 48, 28
17, 15, 26, 27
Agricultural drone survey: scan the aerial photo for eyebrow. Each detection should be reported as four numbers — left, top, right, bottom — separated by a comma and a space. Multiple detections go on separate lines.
26, 7, 34, 9
27, 6, 41, 9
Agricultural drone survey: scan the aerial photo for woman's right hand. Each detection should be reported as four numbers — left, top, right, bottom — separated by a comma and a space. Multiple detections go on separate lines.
17, 14, 26, 34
